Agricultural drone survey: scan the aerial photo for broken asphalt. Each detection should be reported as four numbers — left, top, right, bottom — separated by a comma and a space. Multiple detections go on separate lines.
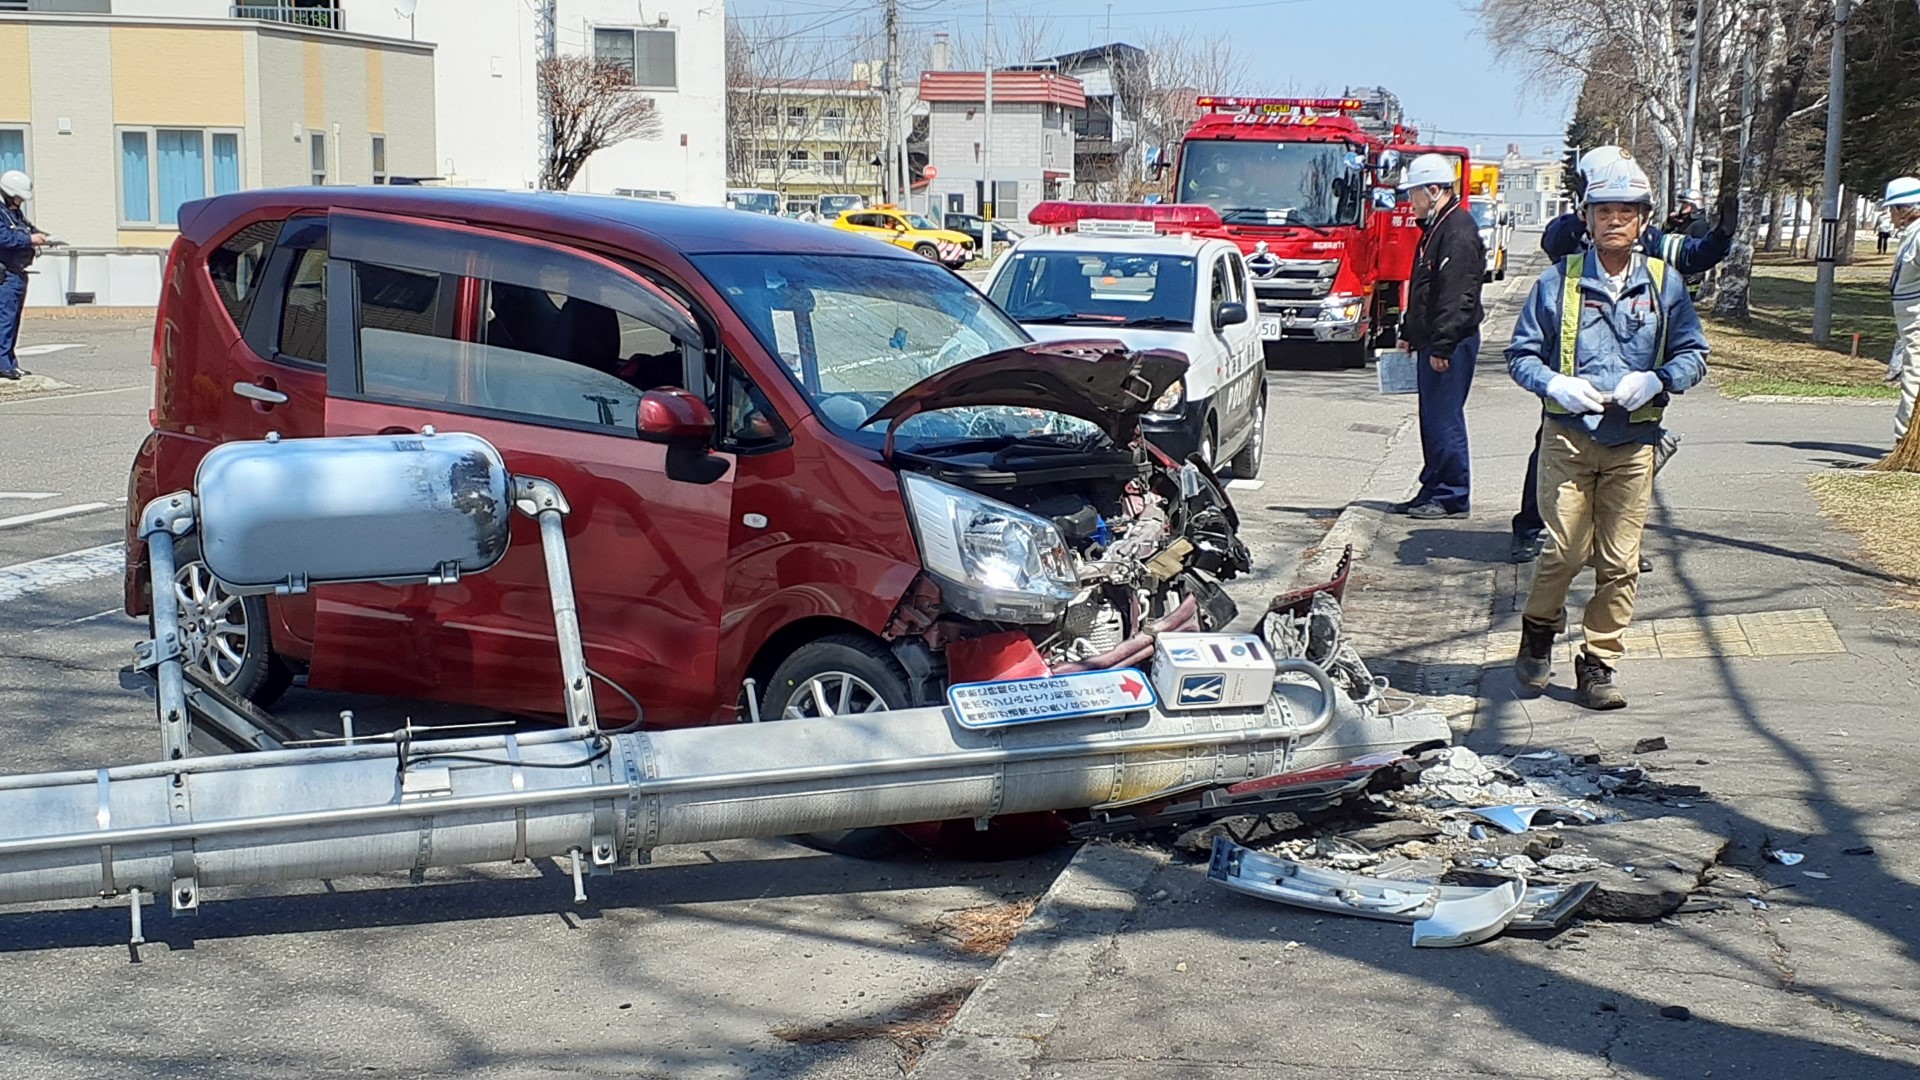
916, 255, 1920, 1079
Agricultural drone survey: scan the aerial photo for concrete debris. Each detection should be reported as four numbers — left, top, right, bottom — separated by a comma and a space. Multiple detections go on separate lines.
1340, 819, 1442, 849
1633, 737, 1669, 754
1541, 854, 1604, 873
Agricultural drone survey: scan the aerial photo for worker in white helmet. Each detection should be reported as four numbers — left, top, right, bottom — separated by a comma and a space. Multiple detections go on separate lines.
0, 169, 49, 380
1883, 176, 1920, 444
1506, 157, 1710, 710
1390, 152, 1485, 520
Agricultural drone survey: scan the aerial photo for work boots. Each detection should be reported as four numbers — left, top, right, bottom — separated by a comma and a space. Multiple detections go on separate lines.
1574, 653, 1627, 711
1514, 622, 1556, 690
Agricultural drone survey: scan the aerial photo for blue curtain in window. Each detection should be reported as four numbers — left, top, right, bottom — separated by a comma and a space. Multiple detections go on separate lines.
0, 130, 24, 177
121, 131, 151, 223
211, 133, 240, 196
156, 129, 206, 226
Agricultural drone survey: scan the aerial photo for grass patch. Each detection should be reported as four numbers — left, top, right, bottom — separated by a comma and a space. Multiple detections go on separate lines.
1808, 471, 1920, 585
1706, 245, 1899, 397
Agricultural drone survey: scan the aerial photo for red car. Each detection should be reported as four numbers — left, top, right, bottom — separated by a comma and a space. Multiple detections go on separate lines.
126, 188, 1249, 728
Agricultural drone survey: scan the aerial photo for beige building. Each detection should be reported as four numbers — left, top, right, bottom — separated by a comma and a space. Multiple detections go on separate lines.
728, 77, 887, 216
0, 9, 433, 303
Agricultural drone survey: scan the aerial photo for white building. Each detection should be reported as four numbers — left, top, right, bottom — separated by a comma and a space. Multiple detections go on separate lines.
111, 0, 724, 203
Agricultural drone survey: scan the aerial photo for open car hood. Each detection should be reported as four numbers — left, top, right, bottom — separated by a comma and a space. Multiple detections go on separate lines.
863, 340, 1189, 444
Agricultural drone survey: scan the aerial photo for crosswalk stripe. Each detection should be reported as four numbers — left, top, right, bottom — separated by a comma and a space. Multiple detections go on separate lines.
0, 543, 127, 604
0, 502, 113, 530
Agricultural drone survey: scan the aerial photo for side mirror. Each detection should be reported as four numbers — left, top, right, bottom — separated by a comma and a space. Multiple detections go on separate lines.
1214, 301, 1249, 329
1372, 187, 1400, 210
638, 388, 731, 485
1377, 149, 1402, 172
1342, 152, 1365, 173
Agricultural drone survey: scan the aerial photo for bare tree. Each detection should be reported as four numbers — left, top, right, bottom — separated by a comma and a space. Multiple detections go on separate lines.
539, 56, 663, 191
1127, 29, 1262, 200
727, 14, 885, 201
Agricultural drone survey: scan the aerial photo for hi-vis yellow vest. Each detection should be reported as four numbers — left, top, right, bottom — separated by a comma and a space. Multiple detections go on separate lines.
1545, 252, 1671, 425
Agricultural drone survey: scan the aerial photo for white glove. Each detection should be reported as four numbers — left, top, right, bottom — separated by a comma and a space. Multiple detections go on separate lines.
1613, 370, 1664, 412
1545, 373, 1606, 414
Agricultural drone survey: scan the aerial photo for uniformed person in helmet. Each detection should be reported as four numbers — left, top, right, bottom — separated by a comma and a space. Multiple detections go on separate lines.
1506, 157, 1710, 710
0, 169, 50, 381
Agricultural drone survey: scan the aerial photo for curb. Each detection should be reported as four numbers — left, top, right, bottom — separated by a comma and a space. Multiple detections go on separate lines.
911, 418, 1426, 1080
1733, 393, 1894, 406
909, 843, 1171, 1080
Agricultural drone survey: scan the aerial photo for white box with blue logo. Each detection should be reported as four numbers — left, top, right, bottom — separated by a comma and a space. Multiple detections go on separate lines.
1151, 633, 1277, 711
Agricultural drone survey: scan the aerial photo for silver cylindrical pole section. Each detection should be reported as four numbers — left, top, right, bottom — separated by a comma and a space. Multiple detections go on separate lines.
515, 476, 597, 732
1811, 0, 1849, 343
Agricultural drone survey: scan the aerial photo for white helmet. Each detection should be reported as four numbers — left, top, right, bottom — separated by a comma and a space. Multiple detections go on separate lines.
1884, 176, 1920, 209
1583, 159, 1654, 207
1576, 145, 1628, 179
1397, 153, 1456, 191
0, 170, 29, 200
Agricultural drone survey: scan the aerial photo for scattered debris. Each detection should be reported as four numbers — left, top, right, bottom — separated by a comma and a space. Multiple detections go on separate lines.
1633, 737, 1670, 754
1660, 1005, 1693, 1022
1747, 897, 1769, 910
1802, 871, 1830, 880
1843, 845, 1875, 856
1207, 838, 1595, 948
1540, 854, 1603, 873
933, 897, 1039, 956
1766, 850, 1805, 866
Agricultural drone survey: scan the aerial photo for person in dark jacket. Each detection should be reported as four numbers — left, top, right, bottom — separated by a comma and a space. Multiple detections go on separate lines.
0, 169, 47, 381
1392, 153, 1485, 520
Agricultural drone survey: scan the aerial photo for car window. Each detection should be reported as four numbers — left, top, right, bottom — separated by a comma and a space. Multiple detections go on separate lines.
992, 250, 1198, 327
720, 354, 783, 451
278, 247, 329, 365
353, 265, 699, 436
207, 220, 281, 331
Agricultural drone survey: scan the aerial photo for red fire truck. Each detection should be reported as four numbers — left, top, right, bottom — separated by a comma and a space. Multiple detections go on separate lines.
1160, 95, 1471, 367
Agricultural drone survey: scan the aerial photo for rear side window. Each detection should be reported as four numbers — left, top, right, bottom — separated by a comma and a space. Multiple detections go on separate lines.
278, 248, 329, 365
206, 220, 281, 331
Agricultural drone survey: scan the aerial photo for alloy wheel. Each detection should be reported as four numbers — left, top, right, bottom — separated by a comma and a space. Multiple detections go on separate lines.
171, 561, 249, 685
782, 671, 890, 719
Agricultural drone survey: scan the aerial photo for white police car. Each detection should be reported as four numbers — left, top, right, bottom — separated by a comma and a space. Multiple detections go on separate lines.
984, 204, 1266, 476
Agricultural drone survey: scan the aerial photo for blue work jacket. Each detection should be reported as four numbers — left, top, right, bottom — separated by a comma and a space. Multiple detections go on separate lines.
1507, 252, 1710, 446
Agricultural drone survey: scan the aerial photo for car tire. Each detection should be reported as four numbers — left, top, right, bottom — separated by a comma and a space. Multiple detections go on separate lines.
762, 634, 920, 860
912, 242, 940, 260
152, 536, 294, 708
1229, 387, 1266, 480
1334, 340, 1370, 369
1199, 417, 1218, 469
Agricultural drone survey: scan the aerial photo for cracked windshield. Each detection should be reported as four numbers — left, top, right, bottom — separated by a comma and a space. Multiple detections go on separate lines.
698, 253, 1099, 447
1179, 141, 1362, 227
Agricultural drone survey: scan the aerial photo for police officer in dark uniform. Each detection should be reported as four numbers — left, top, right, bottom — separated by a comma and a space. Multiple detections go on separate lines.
0, 169, 49, 381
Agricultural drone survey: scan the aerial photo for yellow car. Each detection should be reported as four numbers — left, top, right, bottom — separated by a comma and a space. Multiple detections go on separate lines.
833, 207, 975, 267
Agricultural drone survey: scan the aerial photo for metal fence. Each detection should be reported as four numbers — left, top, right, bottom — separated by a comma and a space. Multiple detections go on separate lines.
230, 4, 344, 30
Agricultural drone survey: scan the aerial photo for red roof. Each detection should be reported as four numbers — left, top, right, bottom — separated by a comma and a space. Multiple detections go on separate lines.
919, 71, 1087, 109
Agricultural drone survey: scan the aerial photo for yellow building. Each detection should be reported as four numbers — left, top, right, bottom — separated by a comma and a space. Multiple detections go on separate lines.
0, 10, 433, 302
727, 78, 885, 216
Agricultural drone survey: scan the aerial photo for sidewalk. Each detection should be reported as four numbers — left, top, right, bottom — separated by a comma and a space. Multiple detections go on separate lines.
914, 286, 1920, 1078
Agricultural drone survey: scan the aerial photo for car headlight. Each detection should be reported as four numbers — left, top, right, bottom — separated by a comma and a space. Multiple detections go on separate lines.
902, 473, 1080, 623
1320, 296, 1364, 323
1150, 378, 1186, 416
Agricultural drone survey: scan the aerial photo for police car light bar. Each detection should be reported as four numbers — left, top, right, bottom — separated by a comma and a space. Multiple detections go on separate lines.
1027, 201, 1226, 232
1197, 96, 1365, 114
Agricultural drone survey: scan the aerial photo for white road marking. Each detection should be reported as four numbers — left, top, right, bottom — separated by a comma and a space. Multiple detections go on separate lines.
0, 542, 126, 604
0, 492, 60, 501
0, 384, 146, 406
0, 502, 112, 530
29, 607, 126, 634
1227, 479, 1266, 491
15, 343, 85, 357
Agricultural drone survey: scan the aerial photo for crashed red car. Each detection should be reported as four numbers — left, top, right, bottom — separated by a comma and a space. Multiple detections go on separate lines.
126, 188, 1250, 727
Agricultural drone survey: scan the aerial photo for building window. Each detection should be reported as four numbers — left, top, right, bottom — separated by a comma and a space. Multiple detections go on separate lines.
0, 126, 26, 181
309, 130, 327, 186
755, 148, 779, 169
786, 105, 808, 126
787, 149, 810, 165
371, 134, 387, 184
821, 149, 843, 178
118, 127, 244, 226
593, 27, 677, 90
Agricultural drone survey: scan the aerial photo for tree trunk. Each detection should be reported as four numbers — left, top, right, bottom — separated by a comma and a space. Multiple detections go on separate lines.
1764, 189, 1784, 251
1838, 191, 1859, 267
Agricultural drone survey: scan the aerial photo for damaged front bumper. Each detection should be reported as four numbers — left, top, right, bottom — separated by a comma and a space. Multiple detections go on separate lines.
1206, 837, 1597, 946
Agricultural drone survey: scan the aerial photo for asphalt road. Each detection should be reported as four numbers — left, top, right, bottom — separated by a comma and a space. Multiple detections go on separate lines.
0, 257, 1540, 1080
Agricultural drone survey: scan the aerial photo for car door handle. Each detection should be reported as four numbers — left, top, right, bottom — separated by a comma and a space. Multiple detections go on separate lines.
233, 381, 289, 405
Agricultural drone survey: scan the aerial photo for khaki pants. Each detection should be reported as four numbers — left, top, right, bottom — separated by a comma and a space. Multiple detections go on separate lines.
1522, 425, 1656, 665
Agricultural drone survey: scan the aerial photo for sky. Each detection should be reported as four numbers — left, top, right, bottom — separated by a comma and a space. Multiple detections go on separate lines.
727, 0, 1574, 161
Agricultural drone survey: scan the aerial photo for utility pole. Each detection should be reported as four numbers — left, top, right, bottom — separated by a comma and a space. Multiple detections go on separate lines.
1682, 0, 1707, 196
536, 0, 556, 188
981, 0, 995, 261
1812, 0, 1850, 344
883, 0, 900, 205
